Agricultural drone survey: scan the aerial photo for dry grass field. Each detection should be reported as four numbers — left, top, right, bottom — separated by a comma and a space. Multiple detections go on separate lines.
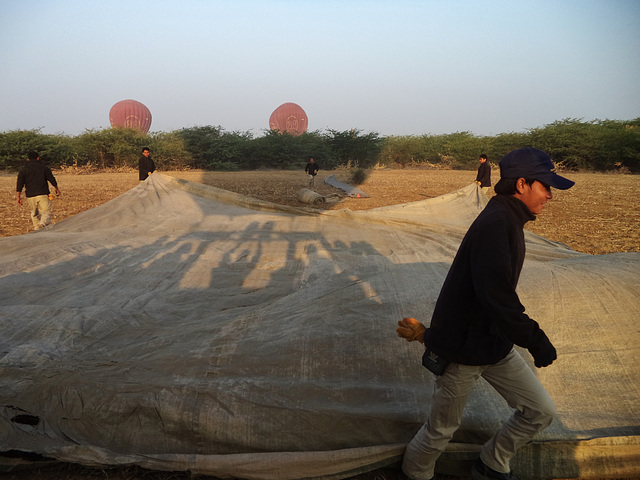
1, 168, 639, 480
2, 168, 639, 255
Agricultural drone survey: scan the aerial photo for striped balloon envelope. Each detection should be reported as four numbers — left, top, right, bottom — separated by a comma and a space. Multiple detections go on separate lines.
269, 102, 308, 135
109, 99, 152, 134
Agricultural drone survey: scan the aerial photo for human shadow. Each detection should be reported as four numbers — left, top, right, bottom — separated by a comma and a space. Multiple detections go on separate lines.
1, 176, 631, 480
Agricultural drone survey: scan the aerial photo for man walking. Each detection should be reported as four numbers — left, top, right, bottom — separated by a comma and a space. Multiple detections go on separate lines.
305, 157, 319, 186
16, 151, 61, 231
397, 148, 575, 480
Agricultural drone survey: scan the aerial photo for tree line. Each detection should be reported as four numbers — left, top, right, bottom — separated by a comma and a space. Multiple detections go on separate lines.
1, 118, 638, 173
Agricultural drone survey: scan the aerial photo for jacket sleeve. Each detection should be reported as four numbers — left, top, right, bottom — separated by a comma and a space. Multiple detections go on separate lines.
16, 170, 25, 192
468, 217, 554, 353
45, 167, 58, 188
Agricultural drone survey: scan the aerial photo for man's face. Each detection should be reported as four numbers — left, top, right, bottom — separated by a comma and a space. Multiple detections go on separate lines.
479, 158, 486, 163
142, 150, 150, 157
516, 179, 552, 215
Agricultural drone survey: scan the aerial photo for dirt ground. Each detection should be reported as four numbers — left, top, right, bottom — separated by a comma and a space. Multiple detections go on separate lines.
2, 168, 639, 255
1, 168, 639, 480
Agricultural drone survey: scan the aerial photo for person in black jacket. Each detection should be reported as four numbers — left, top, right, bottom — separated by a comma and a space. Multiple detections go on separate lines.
475, 153, 491, 194
304, 157, 319, 186
397, 148, 574, 480
139, 147, 156, 181
16, 151, 61, 230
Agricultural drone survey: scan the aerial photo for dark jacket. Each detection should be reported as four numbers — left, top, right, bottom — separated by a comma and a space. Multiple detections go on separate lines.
475, 162, 491, 187
424, 194, 554, 365
139, 155, 156, 181
305, 162, 319, 176
16, 160, 58, 198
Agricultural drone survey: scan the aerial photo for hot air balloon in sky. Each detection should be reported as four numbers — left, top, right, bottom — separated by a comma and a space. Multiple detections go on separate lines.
269, 102, 308, 135
109, 99, 152, 134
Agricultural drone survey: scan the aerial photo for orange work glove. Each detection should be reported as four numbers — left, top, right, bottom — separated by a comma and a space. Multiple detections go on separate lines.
396, 317, 426, 344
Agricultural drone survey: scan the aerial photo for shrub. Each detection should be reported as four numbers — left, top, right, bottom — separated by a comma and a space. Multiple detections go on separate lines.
350, 168, 367, 185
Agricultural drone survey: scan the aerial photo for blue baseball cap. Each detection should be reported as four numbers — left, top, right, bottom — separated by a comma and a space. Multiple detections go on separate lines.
499, 148, 575, 190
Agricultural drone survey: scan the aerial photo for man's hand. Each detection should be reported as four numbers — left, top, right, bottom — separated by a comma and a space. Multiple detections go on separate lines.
533, 345, 557, 368
16, 192, 22, 206
396, 317, 426, 344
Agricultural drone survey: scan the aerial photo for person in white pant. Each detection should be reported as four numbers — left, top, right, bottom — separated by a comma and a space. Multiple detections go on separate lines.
397, 148, 575, 480
16, 151, 61, 230
305, 157, 319, 186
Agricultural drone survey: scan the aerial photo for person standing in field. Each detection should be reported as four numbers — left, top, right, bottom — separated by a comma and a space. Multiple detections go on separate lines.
305, 157, 319, 186
397, 148, 575, 480
16, 151, 61, 231
139, 147, 156, 181
475, 153, 491, 194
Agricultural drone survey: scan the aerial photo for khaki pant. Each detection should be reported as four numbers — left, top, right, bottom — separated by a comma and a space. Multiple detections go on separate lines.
402, 348, 555, 479
27, 194, 53, 230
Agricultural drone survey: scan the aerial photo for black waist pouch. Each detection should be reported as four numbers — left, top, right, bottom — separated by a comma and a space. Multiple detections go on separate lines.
422, 347, 449, 376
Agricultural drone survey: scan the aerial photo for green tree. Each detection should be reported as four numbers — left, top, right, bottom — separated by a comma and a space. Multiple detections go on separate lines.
379, 135, 422, 167
0, 129, 75, 170
324, 129, 382, 168
529, 119, 593, 170
381, 133, 491, 169
248, 130, 324, 170
74, 128, 149, 169
439, 131, 492, 169
149, 131, 193, 170
592, 119, 640, 172
2, 117, 639, 173
490, 131, 532, 162
177, 126, 253, 170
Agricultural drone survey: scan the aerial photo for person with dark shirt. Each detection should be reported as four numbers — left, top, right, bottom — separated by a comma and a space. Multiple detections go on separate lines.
16, 151, 61, 231
305, 157, 319, 186
397, 148, 575, 480
475, 153, 491, 194
139, 147, 156, 181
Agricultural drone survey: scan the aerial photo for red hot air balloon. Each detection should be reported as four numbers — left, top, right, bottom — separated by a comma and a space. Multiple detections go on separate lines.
109, 99, 152, 134
269, 102, 308, 135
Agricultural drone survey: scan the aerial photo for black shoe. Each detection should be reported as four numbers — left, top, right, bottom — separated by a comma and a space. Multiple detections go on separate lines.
471, 458, 519, 480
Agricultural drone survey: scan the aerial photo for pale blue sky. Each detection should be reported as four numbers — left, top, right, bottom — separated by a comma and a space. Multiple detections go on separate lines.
1, 0, 638, 137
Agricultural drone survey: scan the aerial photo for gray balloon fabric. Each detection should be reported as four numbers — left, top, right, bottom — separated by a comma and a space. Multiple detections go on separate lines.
324, 175, 370, 198
1, 174, 638, 479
